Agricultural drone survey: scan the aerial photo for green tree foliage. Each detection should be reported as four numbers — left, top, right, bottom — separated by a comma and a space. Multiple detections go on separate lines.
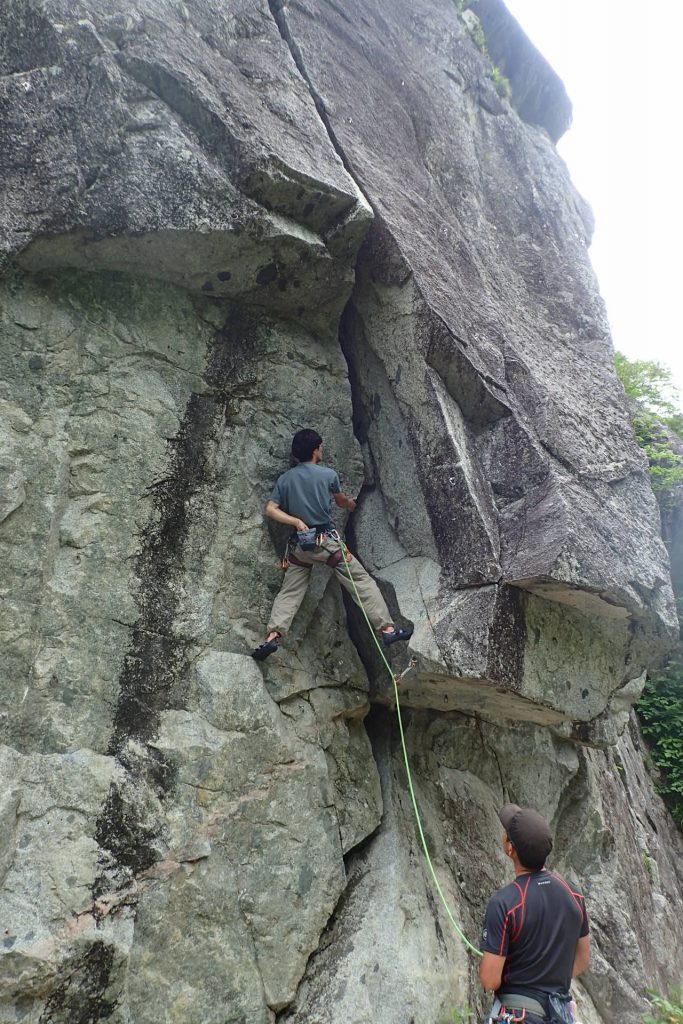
614, 352, 683, 501
643, 989, 683, 1023
616, 352, 683, 831
638, 652, 683, 828
490, 65, 512, 99
614, 352, 682, 420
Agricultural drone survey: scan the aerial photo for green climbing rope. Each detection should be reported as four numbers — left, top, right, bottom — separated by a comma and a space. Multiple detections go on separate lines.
334, 533, 483, 959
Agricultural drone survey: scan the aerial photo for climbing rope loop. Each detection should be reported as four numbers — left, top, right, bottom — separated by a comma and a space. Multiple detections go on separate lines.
332, 531, 483, 959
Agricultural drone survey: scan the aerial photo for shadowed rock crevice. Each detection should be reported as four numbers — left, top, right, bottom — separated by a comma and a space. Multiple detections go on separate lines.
265, 0, 372, 209
273, 705, 391, 1023
277, 706, 484, 1023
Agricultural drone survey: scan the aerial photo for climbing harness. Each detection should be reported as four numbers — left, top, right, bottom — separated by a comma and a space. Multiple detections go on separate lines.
334, 532, 483, 959
487, 1011, 528, 1023
281, 527, 344, 569
488, 992, 576, 1023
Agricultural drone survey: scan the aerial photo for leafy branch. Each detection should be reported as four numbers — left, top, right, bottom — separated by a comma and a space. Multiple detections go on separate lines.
614, 351, 683, 506
638, 653, 683, 828
453, 0, 511, 99
643, 988, 683, 1023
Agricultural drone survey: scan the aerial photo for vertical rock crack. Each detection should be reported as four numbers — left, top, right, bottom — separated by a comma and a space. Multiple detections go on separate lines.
266, 0, 372, 210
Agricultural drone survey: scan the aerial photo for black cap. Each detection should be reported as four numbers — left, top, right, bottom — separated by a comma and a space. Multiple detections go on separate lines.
498, 803, 553, 869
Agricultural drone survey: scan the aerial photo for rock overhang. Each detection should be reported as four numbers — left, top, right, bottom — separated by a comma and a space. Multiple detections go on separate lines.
366, 570, 644, 739
472, 0, 573, 143
383, 669, 568, 728
1, 0, 373, 329
302, 0, 677, 701
15, 215, 364, 332
345, 258, 677, 640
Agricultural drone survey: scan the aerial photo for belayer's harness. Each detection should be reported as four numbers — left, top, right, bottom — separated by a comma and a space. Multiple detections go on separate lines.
488, 995, 540, 1022
487, 1009, 528, 1024
489, 991, 575, 1023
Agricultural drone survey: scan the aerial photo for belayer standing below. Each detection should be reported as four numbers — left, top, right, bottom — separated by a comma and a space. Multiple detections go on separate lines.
480, 804, 590, 1024
252, 428, 413, 661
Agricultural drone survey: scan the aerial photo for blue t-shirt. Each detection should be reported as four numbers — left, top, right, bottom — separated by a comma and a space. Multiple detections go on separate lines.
269, 463, 341, 527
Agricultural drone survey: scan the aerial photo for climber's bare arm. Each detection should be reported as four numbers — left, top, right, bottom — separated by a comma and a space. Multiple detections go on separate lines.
572, 935, 590, 977
265, 500, 308, 532
479, 952, 505, 991
333, 492, 357, 512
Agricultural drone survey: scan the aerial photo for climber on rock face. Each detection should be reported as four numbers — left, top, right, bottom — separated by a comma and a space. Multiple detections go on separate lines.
251, 428, 413, 661
479, 805, 590, 1024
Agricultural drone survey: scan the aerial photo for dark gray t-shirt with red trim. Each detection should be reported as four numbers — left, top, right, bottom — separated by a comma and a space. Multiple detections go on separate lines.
481, 869, 589, 994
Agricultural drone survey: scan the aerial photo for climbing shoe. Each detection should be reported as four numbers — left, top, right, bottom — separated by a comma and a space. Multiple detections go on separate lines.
251, 636, 280, 661
381, 624, 414, 647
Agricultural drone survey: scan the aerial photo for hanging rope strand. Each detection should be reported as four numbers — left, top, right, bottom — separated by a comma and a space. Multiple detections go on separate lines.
333, 531, 483, 959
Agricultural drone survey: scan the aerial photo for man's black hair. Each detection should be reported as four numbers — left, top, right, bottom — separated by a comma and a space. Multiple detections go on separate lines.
292, 429, 323, 463
514, 849, 547, 872
499, 805, 552, 872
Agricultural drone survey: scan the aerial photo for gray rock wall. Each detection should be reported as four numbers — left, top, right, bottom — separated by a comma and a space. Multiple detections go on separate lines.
281, 711, 683, 1024
1, 1, 681, 1022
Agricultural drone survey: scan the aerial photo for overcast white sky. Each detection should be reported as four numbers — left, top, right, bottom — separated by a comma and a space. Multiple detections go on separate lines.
503, 0, 683, 407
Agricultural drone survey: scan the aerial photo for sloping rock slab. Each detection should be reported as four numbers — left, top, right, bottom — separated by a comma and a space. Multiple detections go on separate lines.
1, 0, 370, 328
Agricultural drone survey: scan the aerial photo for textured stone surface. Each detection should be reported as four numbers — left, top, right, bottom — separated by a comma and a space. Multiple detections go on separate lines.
1, 0, 682, 1022
0, 746, 130, 1021
286, 0, 677, 722
279, 714, 474, 1024
281, 710, 683, 1024
122, 653, 363, 1021
283, 0, 672, 614
474, 0, 573, 142
0, 0, 371, 332
0, 266, 379, 1021
0, 271, 208, 755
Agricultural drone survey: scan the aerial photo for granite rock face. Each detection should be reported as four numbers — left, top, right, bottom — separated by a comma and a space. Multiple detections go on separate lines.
281, 711, 683, 1024
0, 267, 376, 1023
0, 0, 371, 332
1, 1, 681, 1022
473, 0, 572, 142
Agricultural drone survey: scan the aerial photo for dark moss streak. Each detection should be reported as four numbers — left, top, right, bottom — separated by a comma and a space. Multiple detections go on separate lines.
91, 310, 258, 891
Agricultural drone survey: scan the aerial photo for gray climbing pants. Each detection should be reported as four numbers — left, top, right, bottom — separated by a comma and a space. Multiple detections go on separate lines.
267, 536, 392, 635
